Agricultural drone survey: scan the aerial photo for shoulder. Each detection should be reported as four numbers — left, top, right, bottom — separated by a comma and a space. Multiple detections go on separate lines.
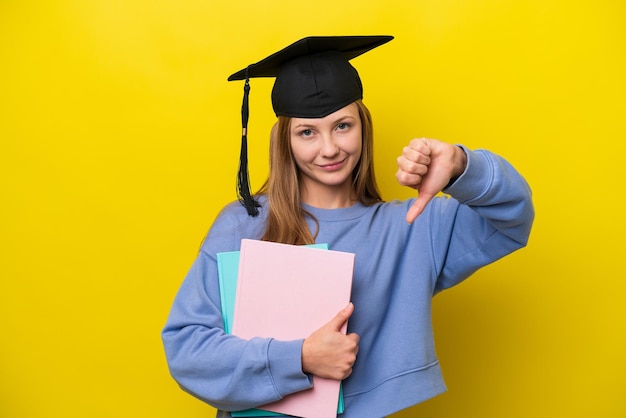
201, 195, 269, 253
216, 195, 269, 223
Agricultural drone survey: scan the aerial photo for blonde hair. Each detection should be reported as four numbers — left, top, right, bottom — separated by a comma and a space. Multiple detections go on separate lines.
258, 100, 382, 244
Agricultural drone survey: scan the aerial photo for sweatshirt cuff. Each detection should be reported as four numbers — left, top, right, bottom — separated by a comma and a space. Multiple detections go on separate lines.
443, 146, 492, 204
267, 339, 313, 398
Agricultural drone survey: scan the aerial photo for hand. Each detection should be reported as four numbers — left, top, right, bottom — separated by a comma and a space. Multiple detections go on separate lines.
302, 303, 360, 380
396, 138, 467, 224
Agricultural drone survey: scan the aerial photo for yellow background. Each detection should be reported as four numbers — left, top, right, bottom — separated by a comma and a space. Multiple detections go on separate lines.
1, 0, 624, 417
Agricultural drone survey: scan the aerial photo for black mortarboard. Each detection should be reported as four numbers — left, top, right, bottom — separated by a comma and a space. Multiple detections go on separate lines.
227, 35, 394, 216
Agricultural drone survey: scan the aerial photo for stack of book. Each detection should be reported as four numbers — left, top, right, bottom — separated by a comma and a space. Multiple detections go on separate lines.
217, 239, 355, 418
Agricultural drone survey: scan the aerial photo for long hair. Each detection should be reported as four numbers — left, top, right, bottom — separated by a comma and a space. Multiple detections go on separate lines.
258, 100, 382, 245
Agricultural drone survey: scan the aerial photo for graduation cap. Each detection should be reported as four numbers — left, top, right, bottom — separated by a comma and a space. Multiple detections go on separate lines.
228, 35, 394, 216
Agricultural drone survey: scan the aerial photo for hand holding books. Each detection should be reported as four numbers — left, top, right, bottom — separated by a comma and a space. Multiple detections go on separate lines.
302, 302, 359, 380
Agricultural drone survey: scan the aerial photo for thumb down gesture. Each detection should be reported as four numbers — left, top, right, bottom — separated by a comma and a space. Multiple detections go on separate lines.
396, 138, 467, 224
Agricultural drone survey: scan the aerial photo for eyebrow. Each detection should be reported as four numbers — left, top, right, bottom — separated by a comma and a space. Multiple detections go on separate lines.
333, 115, 356, 124
292, 115, 357, 130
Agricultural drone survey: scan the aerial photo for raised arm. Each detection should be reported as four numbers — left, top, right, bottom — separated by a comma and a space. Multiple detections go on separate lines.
397, 138, 534, 292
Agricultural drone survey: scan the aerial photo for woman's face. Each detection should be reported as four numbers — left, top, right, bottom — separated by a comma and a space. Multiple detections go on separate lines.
289, 102, 362, 203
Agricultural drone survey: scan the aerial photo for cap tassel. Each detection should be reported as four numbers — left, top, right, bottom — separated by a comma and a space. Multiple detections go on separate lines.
237, 69, 260, 216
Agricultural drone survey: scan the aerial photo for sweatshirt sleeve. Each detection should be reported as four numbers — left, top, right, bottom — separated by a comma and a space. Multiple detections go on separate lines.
429, 146, 535, 293
161, 206, 313, 411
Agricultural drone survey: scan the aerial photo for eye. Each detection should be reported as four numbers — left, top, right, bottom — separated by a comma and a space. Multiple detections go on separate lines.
337, 122, 350, 131
300, 129, 313, 137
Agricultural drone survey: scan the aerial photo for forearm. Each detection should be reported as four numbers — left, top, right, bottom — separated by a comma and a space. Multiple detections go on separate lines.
444, 146, 534, 245
433, 147, 534, 291
162, 254, 312, 411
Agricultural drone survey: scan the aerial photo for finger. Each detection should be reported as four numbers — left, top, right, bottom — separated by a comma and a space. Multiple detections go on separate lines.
395, 169, 422, 188
406, 192, 436, 224
347, 332, 360, 347
396, 155, 429, 177
325, 302, 354, 331
407, 137, 430, 152
402, 145, 432, 166
396, 156, 429, 189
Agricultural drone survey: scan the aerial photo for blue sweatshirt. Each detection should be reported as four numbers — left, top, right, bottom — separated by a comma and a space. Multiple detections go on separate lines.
162, 147, 534, 417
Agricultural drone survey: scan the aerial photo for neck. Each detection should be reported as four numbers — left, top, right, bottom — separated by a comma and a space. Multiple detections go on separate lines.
300, 182, 356, 209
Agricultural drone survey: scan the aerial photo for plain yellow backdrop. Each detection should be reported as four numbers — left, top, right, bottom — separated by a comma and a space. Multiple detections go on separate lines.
1, 0, 624, 417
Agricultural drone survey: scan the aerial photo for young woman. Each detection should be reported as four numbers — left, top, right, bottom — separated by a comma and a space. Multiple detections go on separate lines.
162, 36, 534, 417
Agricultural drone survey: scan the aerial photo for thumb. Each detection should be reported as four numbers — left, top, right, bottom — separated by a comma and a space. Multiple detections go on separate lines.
406, 192, 435, 224
325, 302, 354, 331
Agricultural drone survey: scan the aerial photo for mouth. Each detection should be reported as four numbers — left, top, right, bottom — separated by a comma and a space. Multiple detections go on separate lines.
318, 158, 347, 171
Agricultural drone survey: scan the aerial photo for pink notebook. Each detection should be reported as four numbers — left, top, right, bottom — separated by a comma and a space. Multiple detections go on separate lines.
232, 239, 355, 418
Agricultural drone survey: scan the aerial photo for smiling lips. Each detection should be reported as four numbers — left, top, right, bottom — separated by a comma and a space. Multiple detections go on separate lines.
318, 158, 347, 171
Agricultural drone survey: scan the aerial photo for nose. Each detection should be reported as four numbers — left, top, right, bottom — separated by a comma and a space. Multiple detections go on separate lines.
319, 133, 339, 158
